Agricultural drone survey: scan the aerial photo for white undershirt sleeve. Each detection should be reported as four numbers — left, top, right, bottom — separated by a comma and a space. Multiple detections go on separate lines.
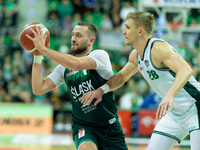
88, 50, 113, 80
47, 64, 65, 88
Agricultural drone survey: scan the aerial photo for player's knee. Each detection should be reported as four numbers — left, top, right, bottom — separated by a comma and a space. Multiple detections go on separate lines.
79, 141, 98, 150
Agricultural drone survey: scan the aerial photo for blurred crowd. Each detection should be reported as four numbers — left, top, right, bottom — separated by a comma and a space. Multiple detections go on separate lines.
0, 0, 200, 127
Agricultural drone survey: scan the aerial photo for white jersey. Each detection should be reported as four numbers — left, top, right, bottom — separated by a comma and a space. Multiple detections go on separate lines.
137, 38, 200, 115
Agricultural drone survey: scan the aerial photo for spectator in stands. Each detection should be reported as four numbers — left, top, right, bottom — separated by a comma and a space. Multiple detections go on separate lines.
9, 34, 22, 53
61, 15, 72, 38
58, 0, 74, 20
0, 70, 4, 88
100, 14, 113, 30
118, 79, 143, 111
12, 51, 25, 75
0, 0, 5, 28
119, 1, 136, 21
111, 13, 122, 31
1, 0, 18, 36
0, 86, 6, 102
46, 11, 61, 38
177, 42, 188, 61
120, 1, 136, 31
0, 36, 7, 67
58, 38, 70, 54
189, 48, 199, 67
2, 55, 13, 84
72, 0, 83, 15
82, 0, 96, 13
5, 0, 18, 26
72, 13, 82, 28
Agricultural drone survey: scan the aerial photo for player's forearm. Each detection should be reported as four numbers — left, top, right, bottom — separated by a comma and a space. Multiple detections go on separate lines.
32, 63, 44, 95
40, 47, 80, 71
165, 67, 193, 98
108, 73, 126, 91
100, 72, 126, 94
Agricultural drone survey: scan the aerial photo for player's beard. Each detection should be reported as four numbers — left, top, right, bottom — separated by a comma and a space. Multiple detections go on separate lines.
71, 42, 88, 54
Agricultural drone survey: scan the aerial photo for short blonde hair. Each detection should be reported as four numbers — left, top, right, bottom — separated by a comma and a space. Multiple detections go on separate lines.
126, 11, 154, 35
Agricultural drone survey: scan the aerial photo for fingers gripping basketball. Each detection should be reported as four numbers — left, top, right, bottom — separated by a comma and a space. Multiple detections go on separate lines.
19, 22, 50, 52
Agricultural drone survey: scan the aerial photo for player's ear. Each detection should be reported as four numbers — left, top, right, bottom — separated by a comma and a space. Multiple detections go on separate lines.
138, 27, 145, 35
89, 37, 95, 46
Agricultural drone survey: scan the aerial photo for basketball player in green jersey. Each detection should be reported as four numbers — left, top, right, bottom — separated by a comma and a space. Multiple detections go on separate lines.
82, 12, 200, 150
26, 22, 128, 150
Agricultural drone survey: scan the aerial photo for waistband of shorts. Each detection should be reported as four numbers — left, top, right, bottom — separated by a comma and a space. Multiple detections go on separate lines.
172, 104, 194, 116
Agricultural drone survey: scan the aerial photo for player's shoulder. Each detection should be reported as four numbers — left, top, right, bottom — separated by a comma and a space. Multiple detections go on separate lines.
151, 38, 168, 49
90, 49, 108, 54
89, 49, 109, 57
57, 64, 65, 68
54, 64, 66, 72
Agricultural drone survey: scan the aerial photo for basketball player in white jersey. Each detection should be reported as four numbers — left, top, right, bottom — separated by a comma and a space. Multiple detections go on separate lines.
81, 11, 200, 150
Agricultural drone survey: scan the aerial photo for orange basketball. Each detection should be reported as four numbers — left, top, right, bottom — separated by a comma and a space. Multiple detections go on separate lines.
19, 22, 50, 52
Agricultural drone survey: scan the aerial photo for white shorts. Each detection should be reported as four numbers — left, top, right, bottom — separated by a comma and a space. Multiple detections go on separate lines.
153, 104, 200, 143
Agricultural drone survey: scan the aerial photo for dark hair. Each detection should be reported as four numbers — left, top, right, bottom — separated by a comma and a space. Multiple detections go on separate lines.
76, 22, 97, 38
126, 11, 154, 35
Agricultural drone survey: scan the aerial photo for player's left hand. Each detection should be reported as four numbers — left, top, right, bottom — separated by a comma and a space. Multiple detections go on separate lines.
81, 88, 104, 106
156, 97, 173, 119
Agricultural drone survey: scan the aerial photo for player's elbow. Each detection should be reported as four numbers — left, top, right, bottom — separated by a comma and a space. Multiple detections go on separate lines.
184, 66, 193, 79
188, 68, 193, 76
71, 64, 80, 71
32, 89, 43, 95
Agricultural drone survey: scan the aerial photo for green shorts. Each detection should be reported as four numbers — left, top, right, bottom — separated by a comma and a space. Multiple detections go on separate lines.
72, 121, 128, 150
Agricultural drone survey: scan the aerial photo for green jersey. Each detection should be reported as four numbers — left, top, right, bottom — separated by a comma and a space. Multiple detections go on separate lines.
47, 50, 118, 125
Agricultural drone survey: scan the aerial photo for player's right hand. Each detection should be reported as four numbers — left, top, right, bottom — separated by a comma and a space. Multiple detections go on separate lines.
81, 88, 104, 106
32, 42, 50, 55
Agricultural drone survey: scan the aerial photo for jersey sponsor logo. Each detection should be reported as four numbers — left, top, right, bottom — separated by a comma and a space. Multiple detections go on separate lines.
188, 126, 196, 131
139, 67, 144, 71
78, 128, 85, 138
144, 60, 150, 67
66, 71, 78, 77
81, 105, 96, 113
71, 79, 95, 99
109, 118, 116, 124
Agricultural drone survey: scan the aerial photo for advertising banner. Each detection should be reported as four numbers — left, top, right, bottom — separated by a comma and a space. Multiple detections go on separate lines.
142, 0, 200, 8
138, 109, 159, 136
118, 110, 132, 136
0, 104, 53, 134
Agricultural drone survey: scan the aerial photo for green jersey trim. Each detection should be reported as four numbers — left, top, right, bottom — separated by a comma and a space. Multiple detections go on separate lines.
153, 130, 181, 143
169, 70, 200, 101
141, 38, 152, 61
169, 70, 200, 125
77, 139, 97, 149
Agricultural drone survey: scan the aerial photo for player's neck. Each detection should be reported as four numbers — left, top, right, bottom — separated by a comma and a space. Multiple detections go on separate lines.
136, 37, 151, 60
76, 47, 93, 57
